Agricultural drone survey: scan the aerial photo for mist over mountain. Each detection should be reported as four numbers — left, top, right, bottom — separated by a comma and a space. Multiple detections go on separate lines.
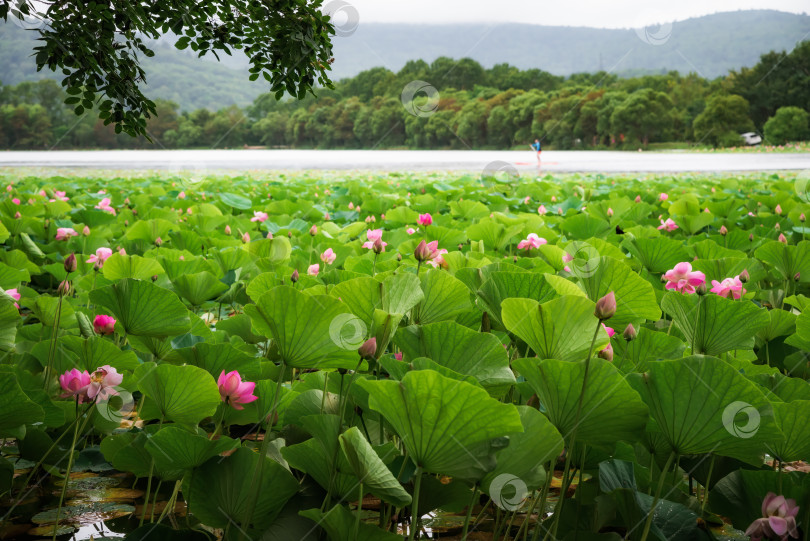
1, 9, 808, 111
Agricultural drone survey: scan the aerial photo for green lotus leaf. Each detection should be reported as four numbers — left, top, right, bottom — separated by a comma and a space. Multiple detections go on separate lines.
502, 295, 609, 362
300, 505, 403, 541
413, 269, 472, 324
89, 278, 190, 337
339, 426, 411, 507
691, 257, 766, 285
357, 369, 523, 480
476, 271, 583, 327
621, 237, 690, 274
514, 358, 648, 450
31, 335, 139, 374
755, 239, 810, 282
171, 342, 261, 380
144, 426, 239, 480
172, 271, 229, 306
627, 356, 784, 464
611, 327, 686, 372
246, 285, 364, 369
135, 363, 220, 426
0, 295, 19, 351
572, 256, 661, 327
393, 321, 514, 395
101, 253, 165, 281
124, 219, 177, 243
481, 406, 564, 497
0, 371, 44, 433
769, 400, 810, 462
219, 192, 253, 209
660, 292, 769, 356
189, 447, 299, 529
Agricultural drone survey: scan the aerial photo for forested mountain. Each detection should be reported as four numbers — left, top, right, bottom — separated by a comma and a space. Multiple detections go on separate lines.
1, 9, 808, 111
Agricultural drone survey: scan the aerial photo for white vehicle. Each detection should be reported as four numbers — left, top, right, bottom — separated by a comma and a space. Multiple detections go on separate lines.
740, 132, 762, 145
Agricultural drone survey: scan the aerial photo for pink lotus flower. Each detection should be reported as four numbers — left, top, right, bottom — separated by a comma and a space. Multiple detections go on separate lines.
745, 492, 800, 541
362, 229, 387, 252
778, 233, 787, 244
242, 232, 250, 243
86, 247, 113, 268
217, 371, 258, 410
406, 227, 417, 235
177, 191, 186, 199
5, 288, 20, 309
663, 262, 706, 294
266, 231, 273, 239
523, 196, 530, 205
53, 190, 69, 202
418, 213, 433, 226
59, 369, 91, 403
719, 225, 728, 235
710, 276, 746, 299
600, 325, 615, 359
657, 218, 678, 232
5, 185, 11, 192
251, 211, 268, 223
551, 196, 557, 202
82, 225, 91, 236
225, 225, 231, 235
118, 247, 126, 256
87, 365, 123, 401
38, 190, 46, 197
394, 352, 403, 361
537, 205, 547, 215
307, 263, 320, 276
321, 248, 336, 265
634, 195, 641, 203
659, 193, 668, 201
775, 204, 782, 215
93, 314, 116, 335
95, 197, 116, 215
186, 207, 193, 215
517, 233, 548, 250
426, 245, 449, 269
348, 202, 354, 210
56, 227, 78, 241
11, 198, 19, 205
13, 212, 20, 219
607, 207, 614, 217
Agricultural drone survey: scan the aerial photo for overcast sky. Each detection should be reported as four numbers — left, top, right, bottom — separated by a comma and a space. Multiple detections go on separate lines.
340, 0, 807, 28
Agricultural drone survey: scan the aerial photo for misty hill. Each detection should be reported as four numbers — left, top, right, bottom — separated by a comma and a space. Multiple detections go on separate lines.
1, 9, 808, 111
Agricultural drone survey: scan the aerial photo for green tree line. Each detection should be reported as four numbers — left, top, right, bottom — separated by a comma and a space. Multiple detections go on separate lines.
2, 42, 809, 150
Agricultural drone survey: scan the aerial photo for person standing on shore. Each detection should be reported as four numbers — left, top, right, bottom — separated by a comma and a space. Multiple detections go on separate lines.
531, 138, 542, 164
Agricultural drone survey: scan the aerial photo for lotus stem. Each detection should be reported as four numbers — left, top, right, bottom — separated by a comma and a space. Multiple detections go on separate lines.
243, 360, 286, 529
639, 451, 676, 541
549, 318, 602, 538
461, 483, 477, 540
408, 466, 423, 541
52, 399, 84, 540
514, 490, 538, 541
530, 460, 555, 541
355, 482, 363, 538
140, 417, 163, 526
700, 453, 715, 515
44, 282, 66, 389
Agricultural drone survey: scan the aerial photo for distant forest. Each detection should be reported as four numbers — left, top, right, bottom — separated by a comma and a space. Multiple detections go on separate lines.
1, 41, 809, 150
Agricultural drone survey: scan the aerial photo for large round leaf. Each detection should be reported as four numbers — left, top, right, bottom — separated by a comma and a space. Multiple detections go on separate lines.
627, 356, 784, 464
502, 295, 609, 362
89, 278, 191, 337
300, 505, 403, 541
572, 256, 661, 327
660, 292, 769, 356
144, 426, 239, 480
339, 426, 412, 507
246, 285, 365, 369
31, 335, 139, 374
188, 447, 299, 530
172, 271, 229, 306
357, 369, 523, 480
611, 327, 686, 373
101, 253, 165, 281
393, 321, 515, 395
135, 363, 220, 426
0, 372, 44, 433
769, 400, 810, 462
513, 358, 648, 450
481, 406, 564, 497
414, 269, 472, 324
476, 271, 583, 327
621, 237, 690, 274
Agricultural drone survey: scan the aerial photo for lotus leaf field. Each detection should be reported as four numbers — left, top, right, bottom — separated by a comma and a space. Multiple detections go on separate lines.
0, 170, 809, 541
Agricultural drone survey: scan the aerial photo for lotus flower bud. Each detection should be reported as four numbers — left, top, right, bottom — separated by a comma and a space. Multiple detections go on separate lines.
778, 233, 787, 244
623, 324, 637, 341
63, 253, 77, 273
775, 204, 782, 215
607, 208, 614, 217
634, 195, 641, 203
309, 224, 317, 236
775, 223, 781, 231
44, 218, 50, 229
696, 282, 707, 296
597, 347, 613, 362
594, 292, 616, 320
749, 234, 754, 242
287, 231, 292, 238
82, 225, 90, 236
93, 262, 101, 272
414, 240, 431, 262
795, 272, 801, 282
225, 225, 231, 235
739, 269, 750, 283
57, 280, 71, 296
719, 225, 728, 236
801, 213, 806, 223
14, 212, 20, 219
372, 237, 384, 255
396, 253, 402, 261
291, 269, 299, 284
155, 237, 163, 247
151, 275, 158, 282
358, 337, 377, 360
